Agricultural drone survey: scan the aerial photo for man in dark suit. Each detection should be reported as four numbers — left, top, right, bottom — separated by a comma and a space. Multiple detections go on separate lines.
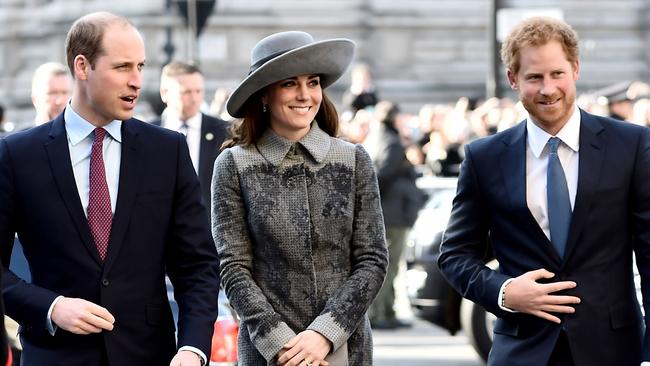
0, 12, 220, 366
438, 17, 650, 366
155, 61, 228, 208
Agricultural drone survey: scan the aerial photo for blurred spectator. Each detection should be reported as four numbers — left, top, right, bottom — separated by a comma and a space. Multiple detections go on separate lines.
364, 100, 426, 329
31, 62, 71, 125
342, 62, 379, 113
597, 81, 635, 121
154, 61, 228, 210
339, 108, 371, 143
208, 87, 233, 121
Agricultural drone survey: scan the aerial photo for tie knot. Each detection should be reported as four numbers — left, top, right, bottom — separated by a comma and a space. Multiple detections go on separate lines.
548, 137, 561, 154
94, 128, 106, 142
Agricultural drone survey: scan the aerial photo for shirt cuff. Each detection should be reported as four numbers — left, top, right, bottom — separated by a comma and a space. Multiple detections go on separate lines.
497, 278, 518, 313
46, 296, 64, 335
178, 346, 207, 365
640, 362, 650, 366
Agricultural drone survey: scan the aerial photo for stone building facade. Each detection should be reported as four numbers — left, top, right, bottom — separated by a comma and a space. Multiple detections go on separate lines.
1, 0, 650, 123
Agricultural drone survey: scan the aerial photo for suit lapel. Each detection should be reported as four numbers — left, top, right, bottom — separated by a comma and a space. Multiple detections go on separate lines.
103, 120, 140, 273
198, 115, 215, 182
499, 121, 563, 266
44, 116, 102, 266
562, 110, 604, 266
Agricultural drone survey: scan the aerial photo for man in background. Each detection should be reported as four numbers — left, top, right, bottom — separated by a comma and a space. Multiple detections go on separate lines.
31, 62, 72, 125
155, 61, 228, 209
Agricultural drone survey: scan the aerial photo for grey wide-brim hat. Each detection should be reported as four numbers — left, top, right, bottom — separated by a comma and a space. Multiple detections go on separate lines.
226, 30, 355, 118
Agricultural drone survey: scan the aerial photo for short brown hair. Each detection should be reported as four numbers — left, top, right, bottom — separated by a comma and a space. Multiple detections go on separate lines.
222, 90, 340, 149
65, 12, 133, 77
501, 17, 579, 75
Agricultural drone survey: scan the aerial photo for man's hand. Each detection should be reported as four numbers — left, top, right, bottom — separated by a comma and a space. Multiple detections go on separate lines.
51, 297, 115, 334
504, 268, 581, 323
170, 350, 202, 366
276, 330, 331, 366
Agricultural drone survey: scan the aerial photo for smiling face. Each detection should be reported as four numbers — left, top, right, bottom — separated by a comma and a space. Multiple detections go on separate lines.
507, 40, 579, 135
72, 22, 145, 127
262, 74, 322, 141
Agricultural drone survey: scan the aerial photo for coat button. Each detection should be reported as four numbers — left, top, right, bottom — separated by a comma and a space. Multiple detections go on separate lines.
102, 278, 110, 287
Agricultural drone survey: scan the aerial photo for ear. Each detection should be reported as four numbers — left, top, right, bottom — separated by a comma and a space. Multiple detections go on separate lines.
73, 55, 90, 81
572, 59, 580, 81
261, 94, 268, 105
506, 69, 518, 90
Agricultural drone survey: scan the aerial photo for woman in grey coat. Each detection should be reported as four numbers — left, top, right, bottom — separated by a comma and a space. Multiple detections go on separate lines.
211, 31, 388, 366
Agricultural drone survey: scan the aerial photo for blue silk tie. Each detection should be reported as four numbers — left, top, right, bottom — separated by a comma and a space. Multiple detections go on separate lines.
547, 137, 571, 258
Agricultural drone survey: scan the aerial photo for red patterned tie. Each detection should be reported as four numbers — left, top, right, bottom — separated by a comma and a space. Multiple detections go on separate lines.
88, 128, 112, 261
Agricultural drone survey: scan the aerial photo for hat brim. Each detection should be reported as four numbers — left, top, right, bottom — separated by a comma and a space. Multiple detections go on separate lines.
226, 38, 355, 118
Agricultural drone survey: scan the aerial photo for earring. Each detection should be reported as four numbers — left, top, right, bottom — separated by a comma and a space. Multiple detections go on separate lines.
262, 104, 268, 113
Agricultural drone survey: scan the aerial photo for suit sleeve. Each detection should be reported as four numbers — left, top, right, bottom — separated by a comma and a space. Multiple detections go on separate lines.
437, 143, 511, 317
0, 139, 60, 335
631, 127, 650, 361
211, 149, 297, 362
165, 134, 221, 358
306, 145, 388, 351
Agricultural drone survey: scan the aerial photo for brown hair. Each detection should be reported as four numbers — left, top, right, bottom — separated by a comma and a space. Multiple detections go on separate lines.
222, 89, 340, 149
65, 12, 133, 77
500, 17, 579, 75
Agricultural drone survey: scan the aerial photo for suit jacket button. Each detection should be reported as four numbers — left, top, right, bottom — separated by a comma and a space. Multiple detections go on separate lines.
102, 278, 110, 287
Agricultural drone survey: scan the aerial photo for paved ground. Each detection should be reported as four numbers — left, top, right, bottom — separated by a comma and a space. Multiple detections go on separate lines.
373, 319, 484, 366
371, 260, 485, 365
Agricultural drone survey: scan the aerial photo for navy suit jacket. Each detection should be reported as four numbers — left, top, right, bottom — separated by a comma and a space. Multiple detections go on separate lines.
438, 110, 650, 366
151, 113, 228, 208
0, 114, 220, 366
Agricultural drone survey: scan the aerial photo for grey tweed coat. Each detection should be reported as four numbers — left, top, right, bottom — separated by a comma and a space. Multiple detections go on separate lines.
211, 123, 388, 365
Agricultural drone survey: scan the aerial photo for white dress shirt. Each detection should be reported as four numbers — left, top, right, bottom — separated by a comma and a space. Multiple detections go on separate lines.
47, 105, 122, 332
498, 106, 580, 311
161, 109, 201, 172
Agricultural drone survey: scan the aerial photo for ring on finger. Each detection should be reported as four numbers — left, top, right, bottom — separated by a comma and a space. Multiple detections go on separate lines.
306, 361, 313, 366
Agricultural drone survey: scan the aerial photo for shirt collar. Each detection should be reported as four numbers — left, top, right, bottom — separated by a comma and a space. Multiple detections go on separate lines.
256, 122, 331, 166
64, 104, 122, 145
526, 105, 580, 158
162, 109, 202, 130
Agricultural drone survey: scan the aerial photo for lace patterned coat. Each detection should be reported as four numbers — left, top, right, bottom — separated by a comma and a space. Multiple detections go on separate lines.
211, 123, 388, 365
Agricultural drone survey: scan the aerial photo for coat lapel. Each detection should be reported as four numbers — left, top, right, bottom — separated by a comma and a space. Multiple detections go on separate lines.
103, 120, 140, 273
499, 121, 563, 266
44, 116, 102, 266
561, 110, 604, 267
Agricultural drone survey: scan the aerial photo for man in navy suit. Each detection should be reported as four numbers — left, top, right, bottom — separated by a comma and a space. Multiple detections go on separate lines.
0, 12, 220, 366
438, 17, 650, 365
155, 61, 228, 209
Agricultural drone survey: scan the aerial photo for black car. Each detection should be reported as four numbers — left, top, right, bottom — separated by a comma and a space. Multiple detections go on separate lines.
404, 176, 495, 362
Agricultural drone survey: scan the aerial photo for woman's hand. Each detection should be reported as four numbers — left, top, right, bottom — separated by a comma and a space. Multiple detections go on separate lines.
276, 330, 332, 366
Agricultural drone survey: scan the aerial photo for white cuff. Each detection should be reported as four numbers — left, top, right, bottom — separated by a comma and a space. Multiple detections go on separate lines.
640, 362, 650, 366
178, 346, 207, 365
497, 278, 517, 313
46, 296, 64, 335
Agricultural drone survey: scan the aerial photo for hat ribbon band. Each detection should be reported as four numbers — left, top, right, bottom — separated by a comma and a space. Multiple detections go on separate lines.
248, 48, 292, 75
